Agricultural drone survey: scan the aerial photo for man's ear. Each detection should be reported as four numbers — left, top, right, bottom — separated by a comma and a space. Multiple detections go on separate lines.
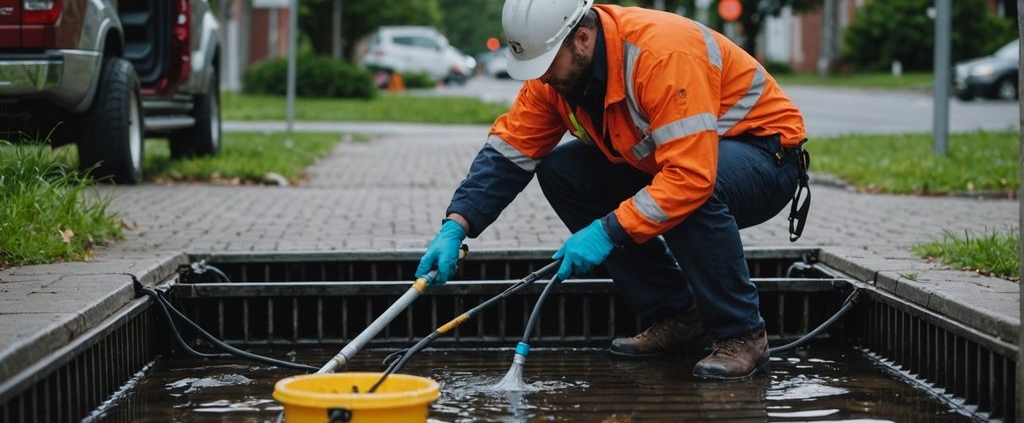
574, 27, 594, 51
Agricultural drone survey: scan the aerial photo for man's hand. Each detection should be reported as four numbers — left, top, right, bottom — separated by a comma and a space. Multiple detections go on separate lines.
415, 219, 468, 285
553, 219, 614, 281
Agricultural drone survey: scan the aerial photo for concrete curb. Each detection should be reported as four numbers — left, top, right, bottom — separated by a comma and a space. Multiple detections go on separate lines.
0, 253, 187, 383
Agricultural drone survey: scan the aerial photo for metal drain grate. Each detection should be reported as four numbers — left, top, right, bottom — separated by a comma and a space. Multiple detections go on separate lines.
171, 278, 850, 348
0, 299, 160, 423
174, 248, 835, 346
1, 249, 1016, 423
854, 289, 1017, 422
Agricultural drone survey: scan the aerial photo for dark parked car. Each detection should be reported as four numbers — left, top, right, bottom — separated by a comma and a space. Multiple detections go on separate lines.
954, 39, 1019, 101
0, 0, 221, 184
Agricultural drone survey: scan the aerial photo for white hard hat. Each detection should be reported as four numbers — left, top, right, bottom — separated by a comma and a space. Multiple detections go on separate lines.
502, 0, 593, 80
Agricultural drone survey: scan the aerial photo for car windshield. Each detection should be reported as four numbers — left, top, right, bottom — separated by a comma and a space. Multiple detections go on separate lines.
994, 39, 1019, 59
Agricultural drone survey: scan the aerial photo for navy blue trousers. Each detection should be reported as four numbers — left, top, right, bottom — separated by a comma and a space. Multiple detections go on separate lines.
535, 135, 801, 340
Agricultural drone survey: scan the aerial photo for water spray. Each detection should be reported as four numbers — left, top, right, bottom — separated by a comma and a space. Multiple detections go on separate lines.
493, 273, 562, 391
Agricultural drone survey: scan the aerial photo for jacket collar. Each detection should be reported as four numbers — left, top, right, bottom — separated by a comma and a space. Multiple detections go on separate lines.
594, 5, 627, 106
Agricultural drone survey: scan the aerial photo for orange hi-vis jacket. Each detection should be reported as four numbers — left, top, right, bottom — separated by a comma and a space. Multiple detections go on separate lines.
484, 5, 806, 244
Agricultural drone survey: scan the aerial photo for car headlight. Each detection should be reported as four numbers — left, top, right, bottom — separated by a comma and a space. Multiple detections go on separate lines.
970, 64, 996, 78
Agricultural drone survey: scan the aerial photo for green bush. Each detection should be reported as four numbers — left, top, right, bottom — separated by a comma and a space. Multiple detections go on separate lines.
762, 60, 793, 75
842, 0, 1016, 72
243, 54, 376, 99
399, 71, 437, 89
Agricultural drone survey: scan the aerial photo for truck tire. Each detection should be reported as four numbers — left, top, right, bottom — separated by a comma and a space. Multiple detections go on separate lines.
170, 68, 221, 158
995, 76, 1018, 101
77, 57, 145, 184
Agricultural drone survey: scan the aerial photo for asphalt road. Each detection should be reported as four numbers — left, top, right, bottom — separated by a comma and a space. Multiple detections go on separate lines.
424, 76, 1020, 136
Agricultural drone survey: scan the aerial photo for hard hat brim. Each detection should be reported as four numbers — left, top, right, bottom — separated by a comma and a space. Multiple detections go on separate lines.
506, 43, 562, 81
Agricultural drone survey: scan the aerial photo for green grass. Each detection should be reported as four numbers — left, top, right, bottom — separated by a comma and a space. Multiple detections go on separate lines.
222, 93, 508, 124
913, 228, 1019, 280
774, 72, 933, 90
807, 130, 1019, 195
0, 142, 123, 268
145, 132, 351, 184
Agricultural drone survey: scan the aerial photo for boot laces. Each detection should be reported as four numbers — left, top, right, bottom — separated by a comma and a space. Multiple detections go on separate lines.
637, 314, 684, 340
712, 337, 746, 357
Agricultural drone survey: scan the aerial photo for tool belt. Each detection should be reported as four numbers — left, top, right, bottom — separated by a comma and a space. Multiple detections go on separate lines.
784, 142, 811, 242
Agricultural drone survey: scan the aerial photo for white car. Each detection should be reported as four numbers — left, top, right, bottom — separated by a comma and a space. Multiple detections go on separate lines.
359, 26, 467, 85
483, 47, 511, 79
444, 46, 477, 85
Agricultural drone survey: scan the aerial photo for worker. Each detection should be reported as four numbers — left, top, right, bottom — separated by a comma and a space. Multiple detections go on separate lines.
415, 0, 810, 380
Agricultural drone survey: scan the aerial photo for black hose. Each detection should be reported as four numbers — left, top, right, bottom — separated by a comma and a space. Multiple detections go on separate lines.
769, 288, 862, 355
520, 275, 561, 345
142, 287, 317, 371
139, 289, 227, 358
368, 332, 440, 393
206, 265, 231, 283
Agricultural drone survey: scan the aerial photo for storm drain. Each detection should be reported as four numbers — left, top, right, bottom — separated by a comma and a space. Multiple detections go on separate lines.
0, 248, 1016, 422
171, 248, 845, 348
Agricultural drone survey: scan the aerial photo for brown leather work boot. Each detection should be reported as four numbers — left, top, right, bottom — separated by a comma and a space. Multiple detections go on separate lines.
692, 328, 770, 380
609, 304, 705, 357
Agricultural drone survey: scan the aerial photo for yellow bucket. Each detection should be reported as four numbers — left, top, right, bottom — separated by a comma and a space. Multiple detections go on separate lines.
273, 372, 440, 423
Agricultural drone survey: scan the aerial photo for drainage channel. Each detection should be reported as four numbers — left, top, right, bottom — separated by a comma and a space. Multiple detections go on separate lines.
0, 248, 1016, 422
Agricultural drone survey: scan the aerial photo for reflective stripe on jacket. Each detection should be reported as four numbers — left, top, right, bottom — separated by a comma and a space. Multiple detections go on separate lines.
483, 5, 806, 244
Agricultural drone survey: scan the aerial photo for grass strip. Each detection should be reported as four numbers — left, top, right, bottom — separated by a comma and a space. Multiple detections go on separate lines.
222, 93, 508, 124
0, 142, 122, 268
774, 72, 933, 90
913, 228, 1019, 280
807, 130, 1019, 195
145, 132, 351, 185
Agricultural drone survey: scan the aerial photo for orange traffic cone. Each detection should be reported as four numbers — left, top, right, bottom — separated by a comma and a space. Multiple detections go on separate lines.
387, 73, 406, 92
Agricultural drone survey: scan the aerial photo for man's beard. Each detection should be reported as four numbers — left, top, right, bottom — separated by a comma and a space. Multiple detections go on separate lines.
548, 48, 589, 95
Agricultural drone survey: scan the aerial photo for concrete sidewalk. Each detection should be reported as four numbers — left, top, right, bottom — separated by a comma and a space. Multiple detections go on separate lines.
0, 123, 1019, 385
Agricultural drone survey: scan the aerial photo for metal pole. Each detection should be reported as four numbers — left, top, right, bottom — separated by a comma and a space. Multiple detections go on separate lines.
818, 0, 836, 76
332, 0, 342, 59
931, 0, 951, 155
285, 0, 298, 134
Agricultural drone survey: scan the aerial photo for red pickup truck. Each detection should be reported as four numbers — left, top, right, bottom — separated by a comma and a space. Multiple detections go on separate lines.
0, 0, 221, 184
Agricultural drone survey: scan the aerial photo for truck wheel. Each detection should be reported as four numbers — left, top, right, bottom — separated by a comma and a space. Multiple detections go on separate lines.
995, 76, 1017, 101
77, 57, 145, 184
170, 69, 221, 158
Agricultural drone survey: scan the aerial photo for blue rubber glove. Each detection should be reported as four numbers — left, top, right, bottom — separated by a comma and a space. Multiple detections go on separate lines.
552, 219, 614, 281
415, 219, 467, 286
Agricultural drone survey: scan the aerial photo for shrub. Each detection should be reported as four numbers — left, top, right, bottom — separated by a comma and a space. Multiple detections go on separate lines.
762, 60, 793, 75
842, 0, 1017, 72
243, 54, 376, 99
399, 71, 437, 89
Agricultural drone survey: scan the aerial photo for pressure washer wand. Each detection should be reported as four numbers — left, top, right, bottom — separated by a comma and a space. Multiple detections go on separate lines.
367, 260, 561, 393
493, 273, 563, 391
317, 245, 468, 374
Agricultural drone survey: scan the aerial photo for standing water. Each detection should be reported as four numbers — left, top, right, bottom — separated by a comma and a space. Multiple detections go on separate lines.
87, 346, 977, 423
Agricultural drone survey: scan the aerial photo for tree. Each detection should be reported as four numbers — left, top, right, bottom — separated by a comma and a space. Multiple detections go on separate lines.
843, 0, 1016, 72
437, 0, 504, 56
299, 0, 442, 61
